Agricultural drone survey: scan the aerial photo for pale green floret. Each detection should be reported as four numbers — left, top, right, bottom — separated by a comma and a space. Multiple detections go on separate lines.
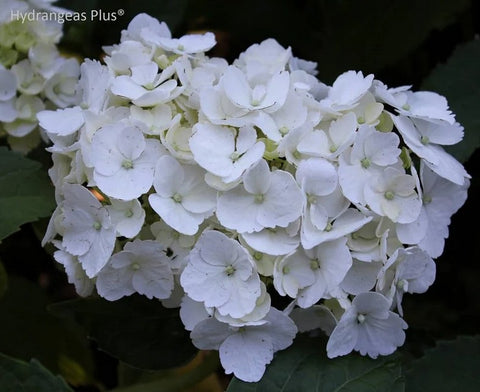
172, 193, 183, 203
279, 126, 289, 136
325, 222, 333, 232
310, 259, 320, 270
282, 266, 290, 274
357, 313, 366, 324
420, 135, 430, 145
307, 194, 317, 205
402, 103, 410, 111
357, 116, 365, 124
122, 159, 134, 169
251, 99, 261, 107
260, 138, 279, 160
400, 147, 412, 169
292, 150, 302, 160
397, 279, 408, 290
230, 151, 241, 162
15, 32, 36, 53
156, 54, 170, 70
143, 82, 155, 91
131, 262, 140, 271
329, 144, 338, 153
225, 264, 236, 276
376, 111, 394, 133
254, 194, 265, 203
177, 44, 185, 51
0, 47, 18, 67
361, 157, 371, 169
93, 222, 102, 231
253, 252, 263, 261
422, 194, 432, 204
125, 209, 134, 218
384, 191, 395, 200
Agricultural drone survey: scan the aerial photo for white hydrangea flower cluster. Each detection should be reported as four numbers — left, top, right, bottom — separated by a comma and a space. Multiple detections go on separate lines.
0, 0, 80, 152
39, 13, 470, 382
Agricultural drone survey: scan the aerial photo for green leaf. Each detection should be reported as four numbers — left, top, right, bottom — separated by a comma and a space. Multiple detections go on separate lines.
0, 276, 95, 386
0, 353, 73, 392
49, 295, 198, 370
421, 40, 480, 163
227, 336, 404, 392
0, 147, 55, 241
405, 336, 480, 392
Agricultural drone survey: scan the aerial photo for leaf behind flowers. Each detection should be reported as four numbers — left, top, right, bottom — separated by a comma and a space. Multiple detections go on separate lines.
49, 294, 198, 370
227, 335, 404, 392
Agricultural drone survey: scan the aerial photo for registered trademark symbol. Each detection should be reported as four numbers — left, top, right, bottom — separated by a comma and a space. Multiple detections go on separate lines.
118, 9, 125, 16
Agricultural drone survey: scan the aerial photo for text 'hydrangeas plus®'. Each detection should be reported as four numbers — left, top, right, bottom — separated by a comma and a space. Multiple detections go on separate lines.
39, 13, 471, 383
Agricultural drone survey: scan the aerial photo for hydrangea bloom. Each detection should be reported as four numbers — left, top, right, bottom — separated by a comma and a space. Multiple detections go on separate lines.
40, 14, 470, 382
0, 0, 80, 152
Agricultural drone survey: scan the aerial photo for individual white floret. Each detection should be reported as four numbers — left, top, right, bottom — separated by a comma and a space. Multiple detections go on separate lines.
180, 295, 213, 331
96, 240, 174, 301
373, 81, 455, 125
415, 164, 469, 257
296, 238, 352, 308
297, 112, 358, 161
149, 155, 217, 235
222, 65, 290, 113
214, 281, 271, 326
106, 198, 145, 239
191, 307, 297, 382
150, 220, 196, 273
44, 58, 80, 108
78, 59, 112, 113
348, 216, 402, 262
104, 40, 154, 74
60, 184, 116, 278
289, 304, 337, 335
111, 62, 182, 107
52, 241, 95, 298
130, 104, 173, 136
152, 31, 216, 55
37, 106, 84, 137
190, 123, 265, 183
180, 230, 262, 319
340, 259, 383, 295
364, 166, 422, 224
326, 292, 407, 358
321, 71, 374, 111
393, 115, 469, 185
235, 38, 292, 81
240, 221, 300, 256
89, 124, 164, 200
4, 94, 44, 137
296, 157, 348, 241
217, 159, 303, 233
273, 248, 316, 298
120, 13, 171, 46
11, 60, 44, 95
338, 124, 402, 205
377, 247, 435, 315
301, 207, 372, 250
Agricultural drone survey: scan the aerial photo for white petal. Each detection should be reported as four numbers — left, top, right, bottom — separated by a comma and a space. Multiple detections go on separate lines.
37, 107, 84, 136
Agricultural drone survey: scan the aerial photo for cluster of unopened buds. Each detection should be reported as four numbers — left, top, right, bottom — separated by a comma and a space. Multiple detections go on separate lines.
39, 13, 470, 382
0, 0, 80, 152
